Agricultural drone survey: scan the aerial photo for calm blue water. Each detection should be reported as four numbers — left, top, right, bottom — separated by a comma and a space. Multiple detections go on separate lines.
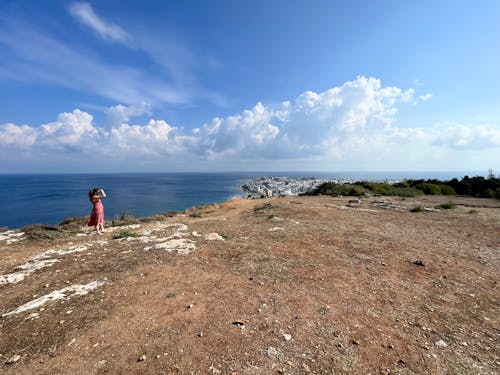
0, 171, 482, 229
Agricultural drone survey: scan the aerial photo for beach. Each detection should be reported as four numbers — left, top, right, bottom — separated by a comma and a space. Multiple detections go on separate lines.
1, 194, 499, 373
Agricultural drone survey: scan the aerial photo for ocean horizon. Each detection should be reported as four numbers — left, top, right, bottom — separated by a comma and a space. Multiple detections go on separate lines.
0, 171, 486, 229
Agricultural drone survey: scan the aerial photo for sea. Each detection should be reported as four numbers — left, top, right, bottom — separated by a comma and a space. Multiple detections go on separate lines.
0, 171, 484, 229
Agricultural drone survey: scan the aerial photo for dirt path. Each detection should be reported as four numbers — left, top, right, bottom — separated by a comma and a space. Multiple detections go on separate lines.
1, 195, 499, 374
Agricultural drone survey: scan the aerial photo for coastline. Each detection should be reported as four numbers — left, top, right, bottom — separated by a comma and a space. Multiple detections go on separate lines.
0, 172, 492, 230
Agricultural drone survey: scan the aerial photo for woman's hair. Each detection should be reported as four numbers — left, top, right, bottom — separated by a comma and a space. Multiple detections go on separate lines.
88, 188, 100, 200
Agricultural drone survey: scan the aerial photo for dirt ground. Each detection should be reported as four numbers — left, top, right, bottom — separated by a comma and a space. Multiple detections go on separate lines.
0, 195, 499, 374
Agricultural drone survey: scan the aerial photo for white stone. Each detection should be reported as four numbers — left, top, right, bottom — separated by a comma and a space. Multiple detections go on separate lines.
435, 339, 448, 348
2, 280, 105, 317
204, 233, 225, 241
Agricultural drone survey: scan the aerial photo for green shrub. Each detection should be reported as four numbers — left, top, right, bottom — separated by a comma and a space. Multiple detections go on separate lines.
316, 182, 369, 197
439, 185, 456, 195
414, 183, 455, 195
112, 212, 139, 227
22, 224, 65, 240
435, 202, 456, 209
467, 209, 478, 214
254, 203, 273, 212
410, 206, 424, 212
112, 230, 140, 240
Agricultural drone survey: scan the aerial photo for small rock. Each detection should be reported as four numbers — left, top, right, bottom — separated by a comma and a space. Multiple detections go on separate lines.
413, 259, 425, 267
5, 354, 21, 364
198, 332, 204, 337
187, 304, 194, 309
232, 321, 246, 330
95, 360, 107, 368
302, 363, 310, 372
352, 340, 360, 345
435, 339, 448, 348
283, 333, 292, 341
137, 354, 146, 362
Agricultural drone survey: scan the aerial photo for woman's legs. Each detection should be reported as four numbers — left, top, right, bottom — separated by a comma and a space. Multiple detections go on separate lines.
95, 223, 103, 234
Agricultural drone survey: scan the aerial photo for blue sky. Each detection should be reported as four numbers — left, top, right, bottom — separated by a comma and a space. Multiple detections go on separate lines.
0, 0, 499, 173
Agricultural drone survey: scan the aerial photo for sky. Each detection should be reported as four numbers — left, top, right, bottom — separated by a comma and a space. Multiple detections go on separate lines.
0, 0, 499, 173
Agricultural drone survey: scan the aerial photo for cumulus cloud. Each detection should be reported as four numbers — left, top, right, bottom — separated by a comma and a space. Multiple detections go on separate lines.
69, 2, 132, 45
1, 76, 498, 171
0, 110, 98, 151
195, 102, 280, 159
105, 102, 152, 127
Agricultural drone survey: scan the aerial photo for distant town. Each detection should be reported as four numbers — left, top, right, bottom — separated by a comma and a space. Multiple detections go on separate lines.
241, 176, 353, 198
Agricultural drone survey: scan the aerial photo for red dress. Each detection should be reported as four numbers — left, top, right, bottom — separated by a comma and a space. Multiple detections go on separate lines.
86, 198, 104, 226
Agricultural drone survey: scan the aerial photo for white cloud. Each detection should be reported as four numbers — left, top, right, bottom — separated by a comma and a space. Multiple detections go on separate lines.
108, 119, 187, 156
432, 124, 500, 149
105, 102, 152, 127
69, 2, 132, 45
38, 110, 98, 148
196, 102, 280, 158
419, 93, 432, 101
0, 77, 498, 171
0, 123, 37, 148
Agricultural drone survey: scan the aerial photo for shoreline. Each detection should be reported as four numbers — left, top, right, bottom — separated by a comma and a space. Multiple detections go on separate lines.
2, 173, 498, 231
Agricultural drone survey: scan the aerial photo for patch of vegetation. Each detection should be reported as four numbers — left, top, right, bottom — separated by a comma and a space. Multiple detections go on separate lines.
410, 206, 424, 212
58, 216, 87, 232
112, 230, 140, 240
186, 207, 202, 218
314, 182, 370, 197
155, 325, 178, 336
435, 202, 456, 209
355, 181, 423, 197
310, 173, 500, 200
111, 212, 139, 227
467, 209, 478, 214
253, 203, 273, 212
166, 291, 177, 298
22, 224, 66, 240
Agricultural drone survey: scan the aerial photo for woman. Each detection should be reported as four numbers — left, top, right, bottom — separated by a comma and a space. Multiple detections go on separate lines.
86, 188, 106, 234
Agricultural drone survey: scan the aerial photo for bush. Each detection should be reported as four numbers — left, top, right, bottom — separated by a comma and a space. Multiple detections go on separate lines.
315, 182, 369, 197
410, 206, 424, 212
112, 230, 140, 240
435, 202, 456, 209
112, 212, 139, 227
22, 224, 65, 240
414, 183, 455, 195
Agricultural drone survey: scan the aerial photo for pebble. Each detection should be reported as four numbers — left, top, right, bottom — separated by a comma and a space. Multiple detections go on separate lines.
283, 334, 292, 341
435, 339, 448, 348
413, 259, 425, 267
5, 354, 21, 364
137, 355, 146, 362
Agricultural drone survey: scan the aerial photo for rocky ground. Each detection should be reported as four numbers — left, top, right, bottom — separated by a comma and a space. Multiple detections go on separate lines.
0, 195, 499, 374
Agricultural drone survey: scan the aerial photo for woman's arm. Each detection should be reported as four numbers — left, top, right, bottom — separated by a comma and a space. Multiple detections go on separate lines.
92, 189, 106, 199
